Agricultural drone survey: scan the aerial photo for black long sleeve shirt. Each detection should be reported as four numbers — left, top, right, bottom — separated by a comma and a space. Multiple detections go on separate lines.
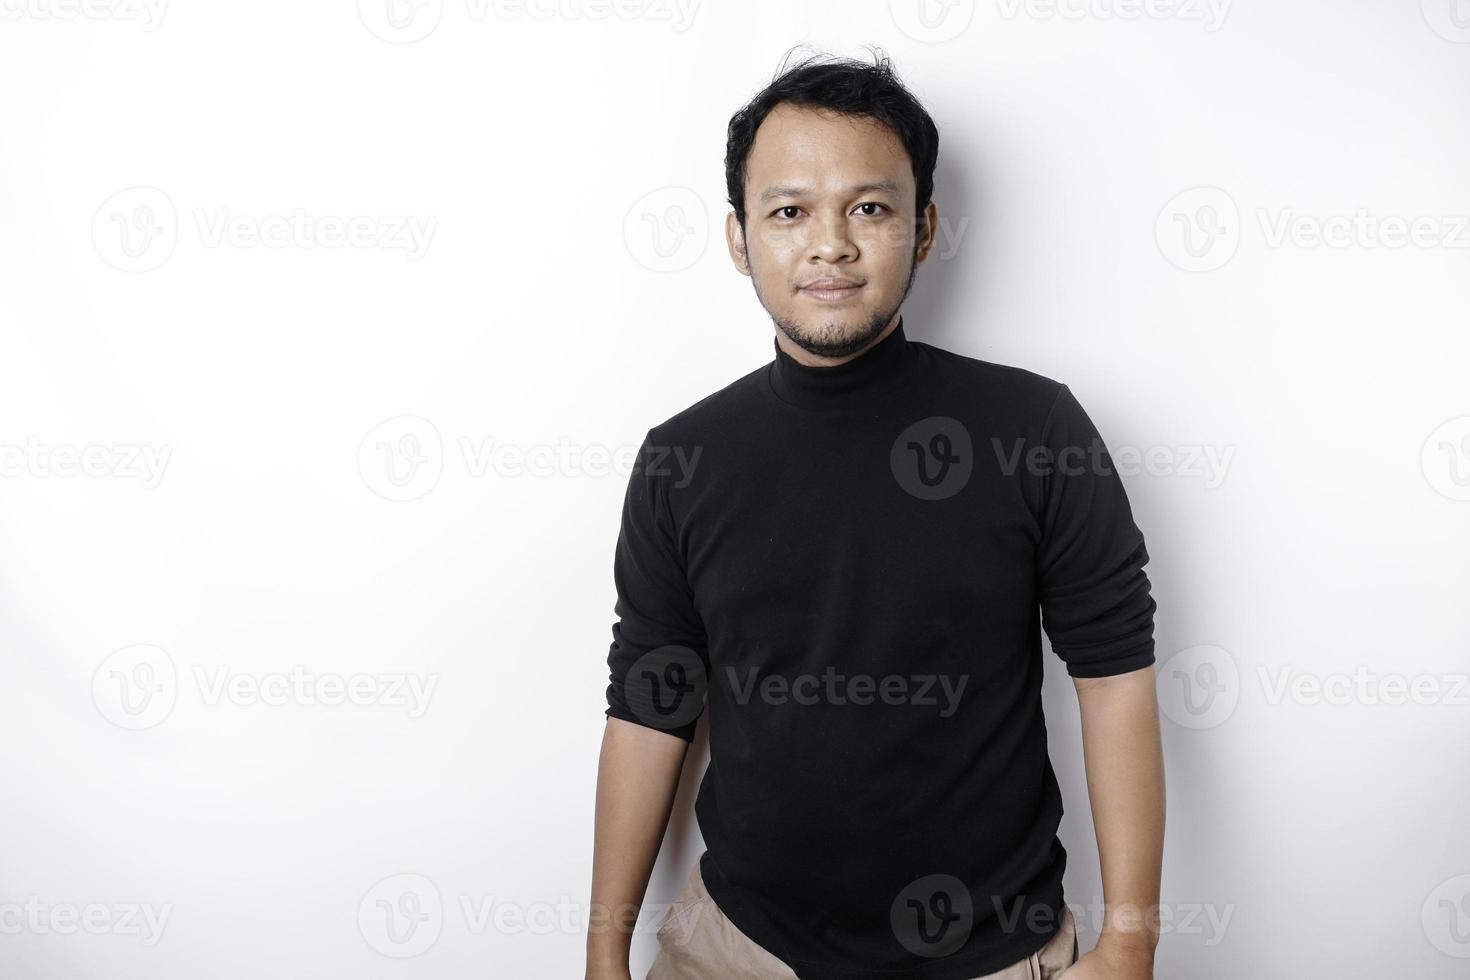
605, 317, 1157, 979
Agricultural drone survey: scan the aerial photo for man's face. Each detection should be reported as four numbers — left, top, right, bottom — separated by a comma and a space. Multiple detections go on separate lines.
726, 102, 937, 360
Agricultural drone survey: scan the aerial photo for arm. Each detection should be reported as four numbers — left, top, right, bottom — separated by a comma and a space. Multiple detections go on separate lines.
1028, 384, 1163, 977
590, 428, 710, 978
585, 717, 689, 980
1066, 667, 1165, 979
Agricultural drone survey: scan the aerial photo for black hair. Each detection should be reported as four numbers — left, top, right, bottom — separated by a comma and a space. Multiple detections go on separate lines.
724, 45, 940, 230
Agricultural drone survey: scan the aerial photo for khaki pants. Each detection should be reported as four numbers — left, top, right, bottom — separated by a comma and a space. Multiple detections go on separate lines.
648, 860, 1080, 980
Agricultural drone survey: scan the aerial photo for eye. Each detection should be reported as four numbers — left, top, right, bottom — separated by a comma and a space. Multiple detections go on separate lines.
854, 202, 889, 217
771, 206, 803, 220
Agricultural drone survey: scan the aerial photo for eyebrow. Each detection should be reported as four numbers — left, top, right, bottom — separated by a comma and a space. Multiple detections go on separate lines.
757, 180, 902, 204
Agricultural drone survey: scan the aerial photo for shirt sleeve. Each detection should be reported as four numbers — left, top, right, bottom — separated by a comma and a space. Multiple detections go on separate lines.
604, 428, 711, 741
1035, 384, 1158, 678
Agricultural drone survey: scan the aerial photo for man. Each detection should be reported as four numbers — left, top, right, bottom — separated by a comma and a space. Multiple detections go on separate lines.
588, 50, 1164, 980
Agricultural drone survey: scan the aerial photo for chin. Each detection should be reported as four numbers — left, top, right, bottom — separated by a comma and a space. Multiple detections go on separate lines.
779, 306, 888, 356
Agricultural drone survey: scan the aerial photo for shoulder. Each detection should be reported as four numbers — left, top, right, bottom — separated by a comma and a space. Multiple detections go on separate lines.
638, 361, 769, 449
915, 341, 1068, 422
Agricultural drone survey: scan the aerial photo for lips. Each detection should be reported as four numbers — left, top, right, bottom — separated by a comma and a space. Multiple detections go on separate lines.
801, 279, 865, 301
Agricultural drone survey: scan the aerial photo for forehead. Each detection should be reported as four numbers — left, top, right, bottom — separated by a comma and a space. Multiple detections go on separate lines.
744, 103, 914, 198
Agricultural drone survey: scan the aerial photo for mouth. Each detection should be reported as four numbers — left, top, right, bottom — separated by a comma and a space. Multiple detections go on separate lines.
800, 281, 865, 302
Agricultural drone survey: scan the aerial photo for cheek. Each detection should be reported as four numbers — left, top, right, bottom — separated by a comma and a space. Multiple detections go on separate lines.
748, 261, 795, 304
857, 220, 915, 257
748, 236, 803, 288
750, 223, 805, 262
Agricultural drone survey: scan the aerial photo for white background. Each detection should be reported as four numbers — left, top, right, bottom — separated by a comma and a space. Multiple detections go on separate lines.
2, 1, 1468, 977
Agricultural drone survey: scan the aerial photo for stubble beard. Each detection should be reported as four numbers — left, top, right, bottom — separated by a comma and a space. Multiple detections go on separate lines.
763, 250, 920, 359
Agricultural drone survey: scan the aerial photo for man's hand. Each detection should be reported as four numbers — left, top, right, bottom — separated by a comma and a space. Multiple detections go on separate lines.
1060, 940, 1154, 979
585, 718, 691, 980
1066, 668, 1165, 980
584, 968, 633, 980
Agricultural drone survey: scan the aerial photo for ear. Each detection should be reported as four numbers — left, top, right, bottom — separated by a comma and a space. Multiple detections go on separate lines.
914, 201, 940, 265
725, 210, 751, 277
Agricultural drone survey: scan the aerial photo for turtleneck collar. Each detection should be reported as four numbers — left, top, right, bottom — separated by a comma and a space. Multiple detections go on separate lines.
767, 316, 918, 412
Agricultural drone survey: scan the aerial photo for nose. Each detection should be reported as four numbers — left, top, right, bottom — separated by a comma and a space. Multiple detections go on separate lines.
808, 209, 857, 264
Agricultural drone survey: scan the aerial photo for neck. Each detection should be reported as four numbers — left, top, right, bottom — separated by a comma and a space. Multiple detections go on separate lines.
773, 309, 903, 368
766, 311, 918, 411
